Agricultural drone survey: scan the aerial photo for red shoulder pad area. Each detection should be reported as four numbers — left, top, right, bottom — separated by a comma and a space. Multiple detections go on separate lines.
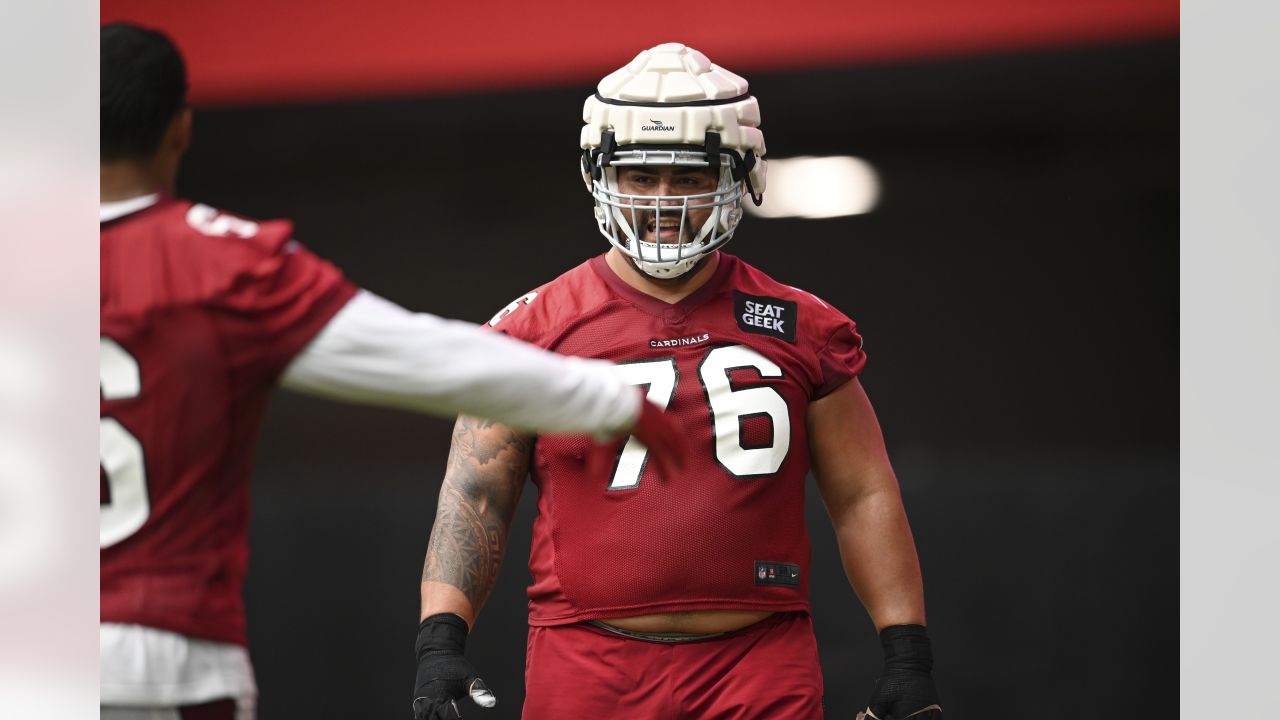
101, 200, 297, 309
728, 257, 867, 397
485, 287, 546, 341
483, 260, 602, 347
173, 203, 297, 301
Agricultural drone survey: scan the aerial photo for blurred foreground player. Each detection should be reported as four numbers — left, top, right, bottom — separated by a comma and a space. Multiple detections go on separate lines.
412, 43, 941, 719
100, 23, 686, 720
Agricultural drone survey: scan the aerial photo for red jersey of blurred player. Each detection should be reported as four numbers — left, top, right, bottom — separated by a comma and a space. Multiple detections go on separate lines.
100, 198, 356, 645
490, 253, 865, 624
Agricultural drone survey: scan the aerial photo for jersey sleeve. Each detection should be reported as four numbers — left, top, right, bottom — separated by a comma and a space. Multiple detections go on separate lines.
813, 312, 867, 399
484, 286, 551, 346
280, 290, 639, 435
209, 230, 357, 382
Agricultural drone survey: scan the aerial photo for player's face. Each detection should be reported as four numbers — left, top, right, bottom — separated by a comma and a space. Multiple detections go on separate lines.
616, 165, 719, 245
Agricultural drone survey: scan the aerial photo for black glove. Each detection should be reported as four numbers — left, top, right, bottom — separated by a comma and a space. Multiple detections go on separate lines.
860, 624, 942, 720
412, 613, 497, 720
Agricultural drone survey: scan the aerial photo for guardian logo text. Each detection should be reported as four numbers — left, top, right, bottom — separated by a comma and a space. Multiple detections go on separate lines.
641, 119, 676, 132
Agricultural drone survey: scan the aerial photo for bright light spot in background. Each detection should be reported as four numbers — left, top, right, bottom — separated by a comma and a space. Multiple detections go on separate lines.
744, 156, 881, 219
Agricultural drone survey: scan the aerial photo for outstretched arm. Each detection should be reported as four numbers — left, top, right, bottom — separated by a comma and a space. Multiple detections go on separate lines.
420, 415, 533, 626
285, 291, 689, 478
282, 290, 639, 436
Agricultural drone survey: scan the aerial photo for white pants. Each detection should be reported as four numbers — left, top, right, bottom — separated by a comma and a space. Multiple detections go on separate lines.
99, 703, 253, 720
100, 624, 256, 720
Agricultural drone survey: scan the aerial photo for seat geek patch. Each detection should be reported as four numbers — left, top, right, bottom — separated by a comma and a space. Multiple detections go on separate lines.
734, 291, 797, 343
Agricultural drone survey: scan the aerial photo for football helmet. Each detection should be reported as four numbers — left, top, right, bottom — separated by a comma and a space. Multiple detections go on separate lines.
580, 43, 767, 278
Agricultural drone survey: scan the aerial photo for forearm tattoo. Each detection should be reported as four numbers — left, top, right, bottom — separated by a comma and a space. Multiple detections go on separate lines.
422, 416, 532, 612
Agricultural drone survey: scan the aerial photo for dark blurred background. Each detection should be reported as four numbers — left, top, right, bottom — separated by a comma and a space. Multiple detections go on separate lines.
103, 2, 1178, 717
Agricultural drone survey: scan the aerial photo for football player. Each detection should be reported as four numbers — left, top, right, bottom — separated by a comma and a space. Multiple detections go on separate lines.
412, 43, 941, 719
100, 23, 687, 720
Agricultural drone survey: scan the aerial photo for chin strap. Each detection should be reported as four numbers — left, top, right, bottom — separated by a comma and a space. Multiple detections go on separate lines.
633, 256, 700, 279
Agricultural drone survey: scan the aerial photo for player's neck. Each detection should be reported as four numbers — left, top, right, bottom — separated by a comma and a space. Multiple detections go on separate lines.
604, 248, 720, 305
101, 160, 172, 203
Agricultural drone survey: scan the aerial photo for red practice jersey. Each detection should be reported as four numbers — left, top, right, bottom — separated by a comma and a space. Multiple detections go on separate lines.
100, 198, 356, 645
489, 253, 866, 626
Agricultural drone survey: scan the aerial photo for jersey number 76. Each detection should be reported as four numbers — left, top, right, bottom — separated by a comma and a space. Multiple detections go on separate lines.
610, 344, 790, 489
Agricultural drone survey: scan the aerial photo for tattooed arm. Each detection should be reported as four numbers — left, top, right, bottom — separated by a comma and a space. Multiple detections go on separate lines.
420, 414, 533, 627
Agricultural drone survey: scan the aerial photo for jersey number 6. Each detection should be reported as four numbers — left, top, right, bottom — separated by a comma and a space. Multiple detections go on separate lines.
610, 344, 790, 490
100, 338, 149, 548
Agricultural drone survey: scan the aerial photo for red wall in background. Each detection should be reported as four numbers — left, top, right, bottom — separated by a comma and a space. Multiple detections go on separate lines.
101, 0, 1177, 106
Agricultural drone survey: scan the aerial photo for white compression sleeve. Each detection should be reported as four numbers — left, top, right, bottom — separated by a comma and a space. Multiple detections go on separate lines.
280, 290, 639, 434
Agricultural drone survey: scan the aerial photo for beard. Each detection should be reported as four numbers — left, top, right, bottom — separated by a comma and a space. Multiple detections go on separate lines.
629, 206, 710, 246
624, 251, 716, 285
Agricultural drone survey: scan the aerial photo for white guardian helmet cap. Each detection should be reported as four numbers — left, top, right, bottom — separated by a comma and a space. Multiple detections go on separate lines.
581, 43, 767, 278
